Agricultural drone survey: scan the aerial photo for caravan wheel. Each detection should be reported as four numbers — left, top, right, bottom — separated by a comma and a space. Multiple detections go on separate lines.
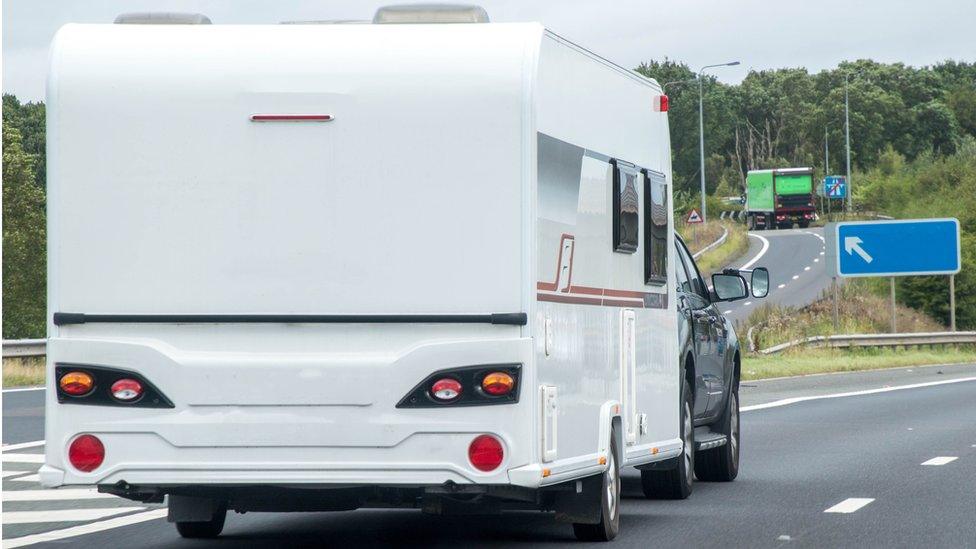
572, 429, 621, 541
640, 379, 694, 499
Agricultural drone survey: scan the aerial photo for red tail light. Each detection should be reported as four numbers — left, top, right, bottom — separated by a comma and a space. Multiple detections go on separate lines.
658, 94, 669, 112
110, 379, 143, 402
68, 434, 105, 472
431, 378, 463, 402
468, 434, 504, 472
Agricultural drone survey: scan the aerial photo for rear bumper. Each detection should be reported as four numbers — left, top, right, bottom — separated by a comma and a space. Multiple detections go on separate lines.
43, 431, 541, 489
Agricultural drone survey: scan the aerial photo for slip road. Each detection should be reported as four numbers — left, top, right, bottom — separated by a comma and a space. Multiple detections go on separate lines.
722, 227, 830, 322
4, 364, 975, 547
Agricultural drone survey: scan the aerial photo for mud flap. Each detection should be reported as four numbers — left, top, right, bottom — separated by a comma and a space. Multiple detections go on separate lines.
551, 473, 603, 524
168, 495, 222, 523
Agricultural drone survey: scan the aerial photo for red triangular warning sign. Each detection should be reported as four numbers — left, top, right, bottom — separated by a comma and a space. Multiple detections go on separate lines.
686, 208, 703, 224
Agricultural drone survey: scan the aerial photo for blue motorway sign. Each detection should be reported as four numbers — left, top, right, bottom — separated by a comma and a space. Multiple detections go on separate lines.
824, 176, 846, 199
832, 218, 961, 277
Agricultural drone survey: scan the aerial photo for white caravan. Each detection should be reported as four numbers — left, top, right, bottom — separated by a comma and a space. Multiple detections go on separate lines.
43, 6, 763, 541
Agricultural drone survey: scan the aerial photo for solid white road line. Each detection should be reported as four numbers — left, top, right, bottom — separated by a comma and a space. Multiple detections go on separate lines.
741, 376, 976, 412
3, 509, 167, 548
2, 440, 45, 452
825, 498, 874, 513
9, 474, 41, 483
921, 456, 958, 466
1, 454, 45, 464
1, 386, 45, 393
741, 233, 770, 270
3, 489, 117, 502
2, 507, 145, 525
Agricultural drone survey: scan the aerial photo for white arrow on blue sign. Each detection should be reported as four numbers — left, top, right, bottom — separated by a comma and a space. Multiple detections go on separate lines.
830, 218, 961, 277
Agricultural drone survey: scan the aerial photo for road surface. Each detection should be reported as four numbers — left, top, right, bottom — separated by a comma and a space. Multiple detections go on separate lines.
721, 227, 831, 323
5, 363, 975, 547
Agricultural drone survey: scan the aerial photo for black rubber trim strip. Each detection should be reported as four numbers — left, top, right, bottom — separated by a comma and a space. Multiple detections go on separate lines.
53, 312, 528, 327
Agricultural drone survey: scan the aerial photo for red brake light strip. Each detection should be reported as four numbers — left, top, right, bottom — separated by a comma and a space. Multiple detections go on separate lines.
250, 114, 334, 122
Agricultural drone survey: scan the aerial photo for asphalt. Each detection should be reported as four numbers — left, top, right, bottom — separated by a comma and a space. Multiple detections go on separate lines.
722, 227, 831, 323
5, 366, 975, 548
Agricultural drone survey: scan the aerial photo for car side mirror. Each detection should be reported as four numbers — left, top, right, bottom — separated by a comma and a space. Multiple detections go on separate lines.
710, 272, 748, 302
751, 267, 769, 298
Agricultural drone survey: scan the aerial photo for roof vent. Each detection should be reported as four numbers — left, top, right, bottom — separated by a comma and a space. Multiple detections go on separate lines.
372, 4, 489, 24
114, 12, 212, 25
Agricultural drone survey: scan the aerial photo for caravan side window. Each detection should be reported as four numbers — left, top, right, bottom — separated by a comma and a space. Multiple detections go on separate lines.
644, 170, 668, 284
612, 160, 640, 253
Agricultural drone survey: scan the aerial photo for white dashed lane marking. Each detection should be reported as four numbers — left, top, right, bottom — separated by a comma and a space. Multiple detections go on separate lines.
921, 456, 958, 466
814, 258, 820, 262
804, 266, 811, 271
792, 275, 799, 280
777, 283, 786, 289
824, 498, 875, 513
723, 310, 732, 314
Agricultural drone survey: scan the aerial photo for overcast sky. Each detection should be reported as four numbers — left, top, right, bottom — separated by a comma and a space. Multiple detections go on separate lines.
4, 0, 975, 101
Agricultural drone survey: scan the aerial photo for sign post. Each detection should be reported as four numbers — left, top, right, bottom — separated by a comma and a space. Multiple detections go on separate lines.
686, 208, 704, 248
826, 218, 961, 332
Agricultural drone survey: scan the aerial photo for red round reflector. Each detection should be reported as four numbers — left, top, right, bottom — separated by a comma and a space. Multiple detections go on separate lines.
468, 435, 504, 472
110, 379, 143, 402
481, 372, 515, 396
431, 378, 463, 402
68, 434, 105, 472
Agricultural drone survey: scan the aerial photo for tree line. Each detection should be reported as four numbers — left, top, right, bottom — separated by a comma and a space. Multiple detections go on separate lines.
635, 59, 976, 199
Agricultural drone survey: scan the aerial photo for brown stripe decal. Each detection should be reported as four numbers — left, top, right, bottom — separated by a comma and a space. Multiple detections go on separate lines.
537, 232, 668, 309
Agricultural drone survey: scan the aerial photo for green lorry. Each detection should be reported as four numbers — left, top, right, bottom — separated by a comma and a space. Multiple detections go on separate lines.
744, 167, 816, 230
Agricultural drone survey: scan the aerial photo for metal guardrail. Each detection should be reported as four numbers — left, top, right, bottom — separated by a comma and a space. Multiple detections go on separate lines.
759, 331, 976, 355
2, 339, 46, 358
692, 226, 729, 260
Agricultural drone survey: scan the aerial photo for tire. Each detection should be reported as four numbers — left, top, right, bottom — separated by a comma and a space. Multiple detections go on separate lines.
640, 380, 693, 499
572, 429, 621, 541
695, 383, 740, 482
175, 503, 227, 539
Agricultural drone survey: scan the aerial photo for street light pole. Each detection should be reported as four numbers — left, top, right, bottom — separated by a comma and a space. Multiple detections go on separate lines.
844, 73, 852, 214
698, 61, 740, 222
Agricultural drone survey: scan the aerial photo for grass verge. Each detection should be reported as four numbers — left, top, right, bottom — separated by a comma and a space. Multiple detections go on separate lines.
3, 356, 45, 387
679, 220, 749, 277
742, 346, 976, 381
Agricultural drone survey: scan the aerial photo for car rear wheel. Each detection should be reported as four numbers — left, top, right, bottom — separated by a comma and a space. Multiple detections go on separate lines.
695, 384, 740, 481
573, 428, 621, 541
640, 379, 693, 499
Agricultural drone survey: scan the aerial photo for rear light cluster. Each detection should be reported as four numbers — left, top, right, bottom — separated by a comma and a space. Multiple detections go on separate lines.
396, 364, 521, 408
55, 364, 173, 408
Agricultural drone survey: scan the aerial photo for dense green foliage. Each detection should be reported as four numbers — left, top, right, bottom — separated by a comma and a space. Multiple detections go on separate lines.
857, 140, 976, 329
3, 117, 46, 338
635, 59, 976, 197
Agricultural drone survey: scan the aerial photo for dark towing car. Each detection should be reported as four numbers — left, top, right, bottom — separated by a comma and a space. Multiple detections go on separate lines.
638, 235, 768, 498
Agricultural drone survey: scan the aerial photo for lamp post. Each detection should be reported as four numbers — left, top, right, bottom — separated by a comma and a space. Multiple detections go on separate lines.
698, 61, 740, 222
844, 73, 852, 214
